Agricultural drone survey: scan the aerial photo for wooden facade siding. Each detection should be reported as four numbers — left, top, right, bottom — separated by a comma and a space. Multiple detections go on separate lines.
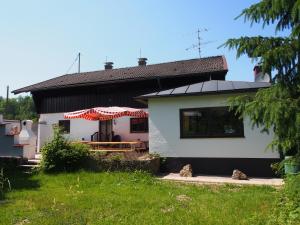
32, 72, 226, 114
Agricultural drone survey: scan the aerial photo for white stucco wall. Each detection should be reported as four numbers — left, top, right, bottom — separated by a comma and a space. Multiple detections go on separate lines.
112, 110, 148, 142
148, 94, 280, 159
38, 113, 99, 150
37, 112, 148, 150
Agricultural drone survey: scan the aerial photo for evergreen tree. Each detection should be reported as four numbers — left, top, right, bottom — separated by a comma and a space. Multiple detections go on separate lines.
223, 0, 300, 156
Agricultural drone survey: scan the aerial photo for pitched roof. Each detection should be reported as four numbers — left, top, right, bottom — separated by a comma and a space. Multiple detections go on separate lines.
138, 80, 271, 99
13, 56, 228, 94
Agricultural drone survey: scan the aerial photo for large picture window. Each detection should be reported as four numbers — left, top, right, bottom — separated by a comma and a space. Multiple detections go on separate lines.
180, 107, 244, 138
130, 118, 148, 133
58, 120, 70, 134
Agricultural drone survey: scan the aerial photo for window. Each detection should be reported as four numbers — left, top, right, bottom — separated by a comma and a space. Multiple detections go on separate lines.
58, 120, 70, 134
130, 118, 148, 133
180, 107, 244, 138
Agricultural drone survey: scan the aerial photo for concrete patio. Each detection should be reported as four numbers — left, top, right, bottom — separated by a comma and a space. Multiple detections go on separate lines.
159, 173, 284, 187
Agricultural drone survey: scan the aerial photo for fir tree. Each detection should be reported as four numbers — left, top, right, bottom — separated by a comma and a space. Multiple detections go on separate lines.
223, 0, 300, 156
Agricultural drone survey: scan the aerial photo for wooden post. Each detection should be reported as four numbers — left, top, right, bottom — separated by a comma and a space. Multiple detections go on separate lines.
5, 85, 9, 115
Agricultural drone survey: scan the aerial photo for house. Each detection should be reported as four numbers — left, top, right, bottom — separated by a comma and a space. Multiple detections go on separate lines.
12, 55, 279, 176
137, 80, 280, 177
12, 56, 228, 151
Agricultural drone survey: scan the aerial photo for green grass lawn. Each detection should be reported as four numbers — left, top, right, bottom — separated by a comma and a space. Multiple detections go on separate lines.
0, 171, 277, 225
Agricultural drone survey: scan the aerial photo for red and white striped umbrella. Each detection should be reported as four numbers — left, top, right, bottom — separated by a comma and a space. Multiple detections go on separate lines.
64, 106, 148, 121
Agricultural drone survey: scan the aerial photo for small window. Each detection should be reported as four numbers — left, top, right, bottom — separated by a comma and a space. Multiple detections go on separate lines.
180, 107, 244, 138
130, 118, 148, 133
58, 120, 70, 134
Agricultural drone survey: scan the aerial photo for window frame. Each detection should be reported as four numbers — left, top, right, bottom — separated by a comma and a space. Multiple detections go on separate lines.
58, 120, 71, 134
130, 118, 149, 133
179, 107, 244, 139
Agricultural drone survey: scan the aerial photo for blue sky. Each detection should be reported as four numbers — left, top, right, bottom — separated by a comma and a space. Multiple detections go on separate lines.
0, 0, 282, 97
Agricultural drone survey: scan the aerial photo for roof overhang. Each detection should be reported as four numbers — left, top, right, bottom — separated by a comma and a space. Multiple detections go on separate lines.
12, 56, 228, 94
135, 80, 271, 104
12, 70, 228, 94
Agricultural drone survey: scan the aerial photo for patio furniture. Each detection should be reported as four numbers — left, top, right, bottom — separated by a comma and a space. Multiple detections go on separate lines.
65, 106, 148, 144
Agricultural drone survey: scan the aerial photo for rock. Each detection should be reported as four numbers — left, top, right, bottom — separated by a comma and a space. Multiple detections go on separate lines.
232, 169, 248, 180
179, 164, 193, 177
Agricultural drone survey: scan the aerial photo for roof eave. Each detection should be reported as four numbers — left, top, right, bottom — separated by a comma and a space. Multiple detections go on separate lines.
135, 88, 264, 101
12, 69, 228, 94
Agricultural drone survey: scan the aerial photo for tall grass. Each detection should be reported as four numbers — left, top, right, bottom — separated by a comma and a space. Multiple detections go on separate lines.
0, 168, 11, 199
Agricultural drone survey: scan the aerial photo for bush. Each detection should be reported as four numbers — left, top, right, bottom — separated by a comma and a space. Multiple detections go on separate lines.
271, 153, 300, 177
268, 174, 300, 225
40, 127, 90, 172
108, 153, 124, 161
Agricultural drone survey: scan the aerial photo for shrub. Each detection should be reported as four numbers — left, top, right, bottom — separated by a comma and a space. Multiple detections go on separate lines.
268, 174, 300, 225
149, 152, 160, 159
271, 153, 300, 177
40, 127, 90, 172
109, 153, 124, 161
271, 161, 286, 177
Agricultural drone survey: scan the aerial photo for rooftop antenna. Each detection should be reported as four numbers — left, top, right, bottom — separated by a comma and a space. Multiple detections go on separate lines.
139, 48, 142, 58
78, 52, 81, 73
65, 52, 81, 74
185, 28, 214, 58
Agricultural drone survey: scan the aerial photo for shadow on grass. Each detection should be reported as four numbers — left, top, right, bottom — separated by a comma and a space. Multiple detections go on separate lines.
0, 170, 39, 202
2, 169, 41, 198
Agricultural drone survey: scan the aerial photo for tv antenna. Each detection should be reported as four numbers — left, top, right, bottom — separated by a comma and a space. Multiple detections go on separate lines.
65, 52, 81, 74
185, 28, 214, 58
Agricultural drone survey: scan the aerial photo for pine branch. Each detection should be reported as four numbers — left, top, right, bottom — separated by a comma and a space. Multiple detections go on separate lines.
238, 0, 300, 37
225, 0, 300, 156
223, 36, 299, 80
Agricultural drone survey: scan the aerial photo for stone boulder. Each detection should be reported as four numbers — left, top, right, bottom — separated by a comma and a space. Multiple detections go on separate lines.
179, 164, 193, 177
232, 169, 248, 180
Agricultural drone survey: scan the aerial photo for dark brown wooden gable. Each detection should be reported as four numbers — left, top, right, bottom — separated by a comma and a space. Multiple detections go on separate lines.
32, 72, 225, 114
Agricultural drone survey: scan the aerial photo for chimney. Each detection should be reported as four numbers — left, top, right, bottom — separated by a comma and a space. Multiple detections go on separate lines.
253, 64, 262, 78
253, 64, 271, 82
104, 62, 113, 70
138, 58, 147, 66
